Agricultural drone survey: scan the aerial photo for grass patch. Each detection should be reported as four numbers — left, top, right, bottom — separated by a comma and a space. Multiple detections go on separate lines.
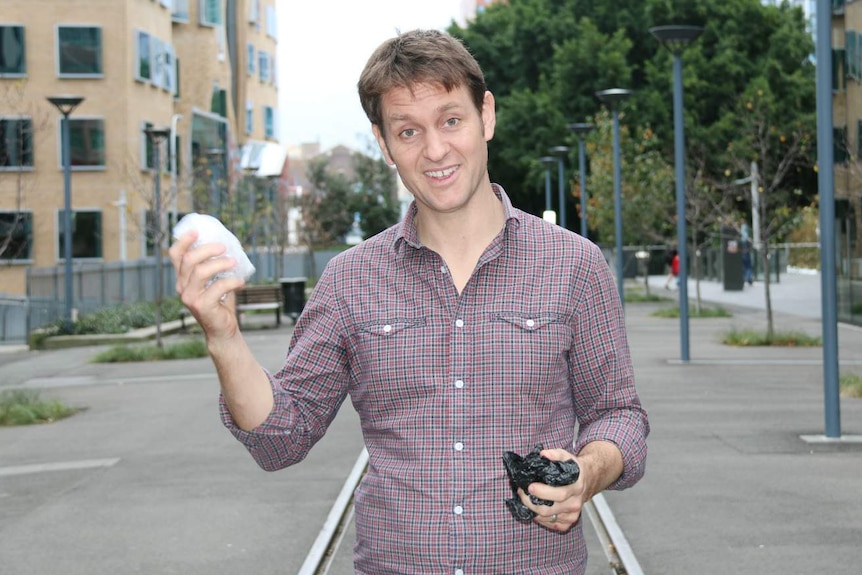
625, 292, 669, 303
652, 306, 732, 319
841, 373, 862, 398
0, 389, 81, 426
91, 339, 208, 363
722, 328, 822, 347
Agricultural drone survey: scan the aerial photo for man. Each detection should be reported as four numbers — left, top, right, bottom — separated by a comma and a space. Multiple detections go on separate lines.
170, 29, 648, 575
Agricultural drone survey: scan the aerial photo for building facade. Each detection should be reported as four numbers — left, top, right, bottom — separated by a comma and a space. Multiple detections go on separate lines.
0, 0, 281, 295
831, 0, 862, 324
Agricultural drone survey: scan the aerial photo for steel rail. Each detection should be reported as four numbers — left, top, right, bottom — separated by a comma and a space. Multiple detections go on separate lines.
584, 493, 645, 575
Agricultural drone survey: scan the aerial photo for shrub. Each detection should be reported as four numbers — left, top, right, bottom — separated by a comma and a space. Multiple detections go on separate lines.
0, 389, 80, 426
92, 339, 208, 363
52, 298, 185, 336
722, 328, 821, 347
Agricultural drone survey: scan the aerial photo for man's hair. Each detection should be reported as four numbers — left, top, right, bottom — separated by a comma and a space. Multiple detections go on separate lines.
357, 29, 487, 132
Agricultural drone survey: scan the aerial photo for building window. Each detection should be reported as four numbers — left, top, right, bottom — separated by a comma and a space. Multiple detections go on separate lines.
199, 0, 223, 27
135, 30, 151, 82
259, 51, 270, 82
67, 118, 106, 169
263, 106, 275, 140
247, 43, 255, 74
249, 0, 261, 28
57, 26, 103, 77
0, 117, 33, 169
58, 210, 102, 260
0, 211, 33, 261
265, 5, 277, 40
834, 126, 849, 164
245, 100, 253, 135
834, 48, 846, 92
0, 26, 26, 76
172, 0, 190, 22
173, 56, 181, 99
847, 31, 858, 80
141, 121, 154, 170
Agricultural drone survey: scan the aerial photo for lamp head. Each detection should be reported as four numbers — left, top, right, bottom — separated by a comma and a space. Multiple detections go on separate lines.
568, 123, 594, 136
46, 95, 85, 115
595, 88, 632, 107
649, 25, 704, 53
539, 156, 557, 167
549, 146, 569, 156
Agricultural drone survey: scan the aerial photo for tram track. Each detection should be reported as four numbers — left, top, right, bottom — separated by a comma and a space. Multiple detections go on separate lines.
297, 448, 644, 575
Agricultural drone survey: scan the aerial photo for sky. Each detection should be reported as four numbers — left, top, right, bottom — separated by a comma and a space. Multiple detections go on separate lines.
277, 0, 466, 153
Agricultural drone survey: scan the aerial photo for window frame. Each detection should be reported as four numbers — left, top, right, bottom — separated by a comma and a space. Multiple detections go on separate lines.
247, 43, 255, 75
135, 30, 152, 82
0, 25, 26, 77
56, 24, 103, 78
0, 116, 34, 171
263, 106, 275, 140
56, 208, 103, 261
59, 116, 107, 171
258, 50, 270, 83
172, 0, 190, 22
0, 210, 34, 262
265, 5, 277, 40
199, 0, 223, 27
245, 100, 253, 135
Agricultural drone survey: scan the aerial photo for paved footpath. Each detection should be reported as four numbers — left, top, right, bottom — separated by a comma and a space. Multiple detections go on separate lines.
1, 273, 861, 574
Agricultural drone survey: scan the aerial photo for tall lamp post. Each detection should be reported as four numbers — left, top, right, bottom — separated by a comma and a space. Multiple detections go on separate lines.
144, 127, 171, 349
46, 95, 84, 330
595, 88, 632, 305
650, 24, 704, 363
539, 156, 557, 223
549, 146, 570, 229
568, 122, 594, 239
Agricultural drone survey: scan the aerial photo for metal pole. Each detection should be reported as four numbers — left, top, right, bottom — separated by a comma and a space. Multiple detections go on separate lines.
672, 52, 690, 363
578, 138, 588, 238
544, 167, 552, 213
612, 108, 624, 305
557, 156, 566, 229
61, 113, 73, 329
153, 142, 163, 349
816, 0, 840, 437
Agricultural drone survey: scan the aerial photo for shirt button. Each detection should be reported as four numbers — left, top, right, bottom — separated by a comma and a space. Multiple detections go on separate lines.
526, 319, 535, 328
454, 505, 464, 515
441, 265, 448, 274
455, 570, 464, 575
454, 442, 464, 451
455, 319, 464, 328
382, 324, 392, 333
454, 379, 464, 389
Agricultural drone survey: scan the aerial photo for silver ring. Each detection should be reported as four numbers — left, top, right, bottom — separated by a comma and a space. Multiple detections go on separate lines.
550, 513, 558, 523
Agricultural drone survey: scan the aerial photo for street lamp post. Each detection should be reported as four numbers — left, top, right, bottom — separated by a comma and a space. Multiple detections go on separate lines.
539, 156, 557, 223
144, 126, 171, 349
46, 95, 84, 330
595, 88, 632, 305
650, 24, 704, 363
549, 146, 570, 229
568, 123, 594, 239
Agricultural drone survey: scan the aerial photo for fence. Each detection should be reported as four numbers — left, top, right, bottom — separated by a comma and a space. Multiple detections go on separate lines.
0, 248, 341, 345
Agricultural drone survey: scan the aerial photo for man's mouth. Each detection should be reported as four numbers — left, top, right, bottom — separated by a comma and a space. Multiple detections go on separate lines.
425, 166, 458, 179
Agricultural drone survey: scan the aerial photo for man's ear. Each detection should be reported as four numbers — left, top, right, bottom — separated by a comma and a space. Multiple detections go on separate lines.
482, 91, 496, 143
372, 124, 395, 166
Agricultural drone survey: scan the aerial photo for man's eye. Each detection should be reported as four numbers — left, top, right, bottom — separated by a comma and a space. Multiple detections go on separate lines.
444, 118, 460, 127
399, 128, 417, 138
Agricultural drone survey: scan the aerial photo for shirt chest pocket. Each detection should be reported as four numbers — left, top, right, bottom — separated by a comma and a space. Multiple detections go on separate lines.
488, 312, 572, 385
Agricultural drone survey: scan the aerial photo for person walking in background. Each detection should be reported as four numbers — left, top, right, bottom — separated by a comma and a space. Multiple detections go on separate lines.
664, 248, 679, 289
169, 29, 649, 575
742, 237, 754, 286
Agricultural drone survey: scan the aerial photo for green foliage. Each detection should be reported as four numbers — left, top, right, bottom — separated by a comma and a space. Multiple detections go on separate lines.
0, 389, 80, 426
300, 156, 356, 249
52, 298, 185, 336
841, 373, 862, 398
652, 306, 731, 318
91, 339, 208, 363
722, 328, 821, 347
449, 0, 817, 243
350, 147, 400, 239
625, 292, 668, 303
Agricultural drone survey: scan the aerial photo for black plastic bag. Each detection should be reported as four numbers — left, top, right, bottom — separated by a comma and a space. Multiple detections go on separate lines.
502, 444, 580, 522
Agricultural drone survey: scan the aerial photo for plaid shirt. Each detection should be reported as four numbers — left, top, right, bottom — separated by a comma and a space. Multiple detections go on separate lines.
223, 185, 649, 575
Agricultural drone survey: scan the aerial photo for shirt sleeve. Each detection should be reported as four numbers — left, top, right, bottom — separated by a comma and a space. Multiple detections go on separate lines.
570, 244, 649, 490
219, 264, 352, 472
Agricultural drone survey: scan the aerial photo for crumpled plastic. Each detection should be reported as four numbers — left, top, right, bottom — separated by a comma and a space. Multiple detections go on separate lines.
172, 213, 255, 284
503, 444, 581, 522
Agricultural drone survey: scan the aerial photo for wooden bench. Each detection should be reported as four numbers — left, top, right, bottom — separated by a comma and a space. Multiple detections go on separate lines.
235, 284, 282, 328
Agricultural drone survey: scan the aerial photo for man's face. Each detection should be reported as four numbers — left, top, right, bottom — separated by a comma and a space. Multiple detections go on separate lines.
373, 82, 496, 216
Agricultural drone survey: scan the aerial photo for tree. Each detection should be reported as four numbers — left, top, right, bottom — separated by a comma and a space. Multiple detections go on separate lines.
350, 146, 400, 240
449, 0, 817, 245
298, 156, 354, 279
0, 81, 48, 264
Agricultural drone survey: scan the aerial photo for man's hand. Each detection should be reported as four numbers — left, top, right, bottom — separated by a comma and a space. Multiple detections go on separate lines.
168, 230, 245, 344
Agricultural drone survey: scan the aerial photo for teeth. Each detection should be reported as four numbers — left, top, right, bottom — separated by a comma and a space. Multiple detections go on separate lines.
426, 166, 457, 178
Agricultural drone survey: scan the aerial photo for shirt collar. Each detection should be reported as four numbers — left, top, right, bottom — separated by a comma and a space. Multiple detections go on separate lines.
395, 183, 522, 252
